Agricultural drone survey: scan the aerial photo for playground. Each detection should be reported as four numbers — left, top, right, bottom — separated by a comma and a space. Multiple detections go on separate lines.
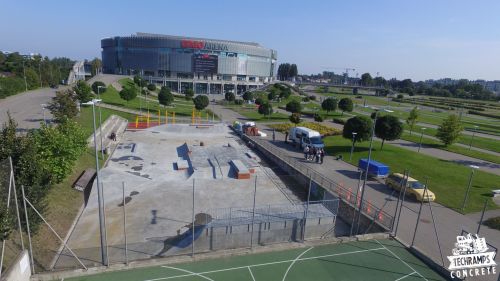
61, 238, 446, 281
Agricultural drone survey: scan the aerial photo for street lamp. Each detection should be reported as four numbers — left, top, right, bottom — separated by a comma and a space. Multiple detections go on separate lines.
97, 86, 105, 160
417, 127, 426, 152
461, 165, 479, 212
349, 132, 358, 161
40, 104, 47, 125
468, 125, 479, 150
82, 99, 108, 265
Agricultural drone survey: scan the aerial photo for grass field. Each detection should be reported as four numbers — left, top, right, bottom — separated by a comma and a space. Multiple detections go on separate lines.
229, 106, 290, 121
63, 239, 445, 281
322, 135, 500, 213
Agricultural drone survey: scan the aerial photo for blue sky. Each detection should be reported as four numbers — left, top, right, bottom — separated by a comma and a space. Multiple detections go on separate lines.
1, 0, 499, 81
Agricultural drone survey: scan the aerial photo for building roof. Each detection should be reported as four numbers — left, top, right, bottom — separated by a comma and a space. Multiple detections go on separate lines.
133, 32, 261, 47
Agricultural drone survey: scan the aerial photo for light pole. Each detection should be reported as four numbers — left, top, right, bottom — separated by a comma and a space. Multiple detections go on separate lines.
97, 86, 105, 160
82, 99, 108, 265
468, 125, 479, 150
417, 127, 426, 152
349, 132, 357, 161
461, 165, 479, 212
40, 104, 47, 125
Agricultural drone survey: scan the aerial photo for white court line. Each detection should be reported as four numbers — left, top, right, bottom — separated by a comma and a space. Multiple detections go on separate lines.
394, 271, 416, 281
281, 247, 314, 281
145, 247, 385, 281
247, 266, 256, 281
161, 265, 215, 281
375, 240, 428, 281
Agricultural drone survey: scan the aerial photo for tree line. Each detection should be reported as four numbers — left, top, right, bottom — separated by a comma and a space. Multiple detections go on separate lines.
277, 63, 298, 81
0, 52, 75, 99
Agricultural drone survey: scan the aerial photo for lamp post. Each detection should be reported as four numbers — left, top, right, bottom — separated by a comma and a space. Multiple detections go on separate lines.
40, 104, 47, 125
461, 165, 479, 212
468, 125, 479, 150
97, 86, 105, 160
82, 99, 108, 265
349, 132, 357, 161
417, 127, 426, 152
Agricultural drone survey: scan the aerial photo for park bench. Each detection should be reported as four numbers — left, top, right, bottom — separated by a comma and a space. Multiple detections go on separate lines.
73, 168, 96, 192
231, 160, 250, 179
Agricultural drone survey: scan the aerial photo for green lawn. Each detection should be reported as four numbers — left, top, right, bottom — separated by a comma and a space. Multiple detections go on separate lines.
230, 106, 290, 121
75, 106, 136, 137
401, 132, 500, 164
99, 85, 205, 117
407, 124, 500, 153
322, 135, 500, 213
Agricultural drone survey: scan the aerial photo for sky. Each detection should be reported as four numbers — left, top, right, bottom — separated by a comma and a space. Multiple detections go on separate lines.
1, 0, 499, 81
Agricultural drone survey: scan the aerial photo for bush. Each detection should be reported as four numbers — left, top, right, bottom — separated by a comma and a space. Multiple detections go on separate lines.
309, 95, 316, 101
234, 99, 243, 105
91, 81, 106, 94
225, 91, 236, 102
483, 216, 500, 230
313, 114, 324, 122
193, 95, 209, 110
302, 97, 310, 102
397, 94, 404, 99
269, 122, 341, 136
333, 118, 346, 125
147, 83, 156, 91
184, 89, 194, 100
355, 95, 363, 99
286, 100, 302, 113
468, 110, 500, 119
255, 97, 264, 105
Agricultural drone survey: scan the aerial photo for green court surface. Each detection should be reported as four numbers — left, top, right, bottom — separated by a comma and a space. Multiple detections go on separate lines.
63, 239, 446, 281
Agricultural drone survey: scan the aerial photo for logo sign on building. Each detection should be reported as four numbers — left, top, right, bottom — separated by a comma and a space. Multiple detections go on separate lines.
448, 233, 497, 279
181, 40, 228, 51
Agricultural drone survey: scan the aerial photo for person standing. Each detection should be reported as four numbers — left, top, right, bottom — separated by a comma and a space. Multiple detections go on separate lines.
272, 129, 276, 142
303, 145, 310, 160
285, 131, 289, 143
315, 147, 321, 163
320, 148, 325, 164
310, 146, 316, 161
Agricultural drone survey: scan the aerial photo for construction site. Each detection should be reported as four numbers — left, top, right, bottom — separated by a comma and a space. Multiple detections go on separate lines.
54, 122, 340, 269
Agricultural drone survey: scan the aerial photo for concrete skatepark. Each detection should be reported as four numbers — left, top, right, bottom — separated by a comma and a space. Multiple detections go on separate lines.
55, 124, 338, 268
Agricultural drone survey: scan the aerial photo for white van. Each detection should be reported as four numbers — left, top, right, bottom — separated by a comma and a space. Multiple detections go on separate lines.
288, 127, 324, 149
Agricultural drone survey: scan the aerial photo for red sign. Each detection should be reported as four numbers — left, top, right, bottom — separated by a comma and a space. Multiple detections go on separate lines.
181, 40, 204, 49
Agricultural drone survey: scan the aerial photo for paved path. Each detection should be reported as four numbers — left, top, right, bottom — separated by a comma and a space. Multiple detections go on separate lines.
0, 86, 64, 131
211, 104, 500, 280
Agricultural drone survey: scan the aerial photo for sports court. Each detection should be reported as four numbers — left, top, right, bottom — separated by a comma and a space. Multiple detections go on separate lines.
62, 239, 446, 281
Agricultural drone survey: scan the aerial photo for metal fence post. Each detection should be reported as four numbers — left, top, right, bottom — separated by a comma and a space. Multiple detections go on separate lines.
394, 171, 410, 236
21, 185, 35, 274
192, 178, 195, 257
476, 199, 488, 235
122, 182, 128, 265
411, 178, 428, 247
9, 157, 24, 250
250, 176, 257, 249
303, 175, 312, 241
391, 170, 407, 234
426, 180, 445, 266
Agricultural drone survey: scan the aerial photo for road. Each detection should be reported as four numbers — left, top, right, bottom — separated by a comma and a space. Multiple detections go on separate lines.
212, 104, 500, 280
0, 87, 62, 132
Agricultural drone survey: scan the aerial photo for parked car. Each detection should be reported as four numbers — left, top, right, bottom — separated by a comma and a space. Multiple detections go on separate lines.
386, 173, 436, 202
288, 126, 324, 149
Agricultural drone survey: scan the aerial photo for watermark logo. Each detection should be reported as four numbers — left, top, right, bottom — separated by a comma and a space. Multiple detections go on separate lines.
448, 233, 497, 279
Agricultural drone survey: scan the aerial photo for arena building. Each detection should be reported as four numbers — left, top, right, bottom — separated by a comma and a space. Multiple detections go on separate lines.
101, 33, 277, 94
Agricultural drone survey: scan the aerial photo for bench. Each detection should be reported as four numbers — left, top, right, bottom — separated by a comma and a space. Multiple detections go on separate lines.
231, 160, 250, 179
73, 168, 96, 192
493, 189, 500, 198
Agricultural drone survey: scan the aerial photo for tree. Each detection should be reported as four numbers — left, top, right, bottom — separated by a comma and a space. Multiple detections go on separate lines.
24, 68, 40, 89
91, 81, 106, 94
47, 89, 78, 122
406, 107, 419, 135
258, 103, 273, 118
267, 91, 277, 101
342, 116, 373, 144
193, 95, 209, 110
158, 86, 173, 107
242, 91, 253, 101
321, 98, 337, 114
289, 113, 301, 126
73, 80, 93, 103
90, 58, 102, 76
285, 100, 302, 113
313, 114, 324, 122
255, 97, 264, 105
119, 86, 137, 103
147, 83, 156, 91
375, 115, 403, 149
361, 73, 373, 86
338, 98, 353, 116
225, 91, 235, 102
184, 88, 194, 100
133, 75, 142, 86
436, 115, 463, 146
